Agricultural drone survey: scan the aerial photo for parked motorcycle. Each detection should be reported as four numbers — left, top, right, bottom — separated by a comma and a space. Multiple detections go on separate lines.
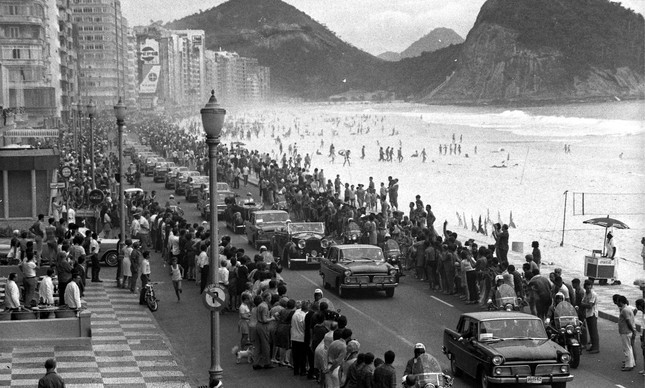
545, 301, 582, 368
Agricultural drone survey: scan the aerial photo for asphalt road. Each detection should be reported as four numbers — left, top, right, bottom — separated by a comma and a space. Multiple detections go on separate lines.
122, 165, 643, 388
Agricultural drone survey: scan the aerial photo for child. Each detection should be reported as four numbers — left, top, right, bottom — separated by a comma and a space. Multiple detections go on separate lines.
170, 257, 184, 301
238, 292, 252, 348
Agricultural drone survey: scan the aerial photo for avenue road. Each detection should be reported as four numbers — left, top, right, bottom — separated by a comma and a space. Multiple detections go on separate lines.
120, 166, 641, 388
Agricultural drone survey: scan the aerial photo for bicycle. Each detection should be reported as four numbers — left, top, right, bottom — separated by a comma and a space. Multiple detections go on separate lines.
144, 282, 159, 312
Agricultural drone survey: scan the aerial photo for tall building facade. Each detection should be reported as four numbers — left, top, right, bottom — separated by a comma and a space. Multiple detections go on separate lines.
57, 0, 78, 123
0, 0, 63, 127
71, 0, 128, 111
205, 50, 270, 105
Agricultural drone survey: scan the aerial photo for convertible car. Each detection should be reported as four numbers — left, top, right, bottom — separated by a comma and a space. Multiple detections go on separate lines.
272, 222, 330, 269
245, 210, 290, 250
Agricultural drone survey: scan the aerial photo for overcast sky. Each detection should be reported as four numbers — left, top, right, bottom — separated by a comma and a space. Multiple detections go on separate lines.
121, 0, 645, 55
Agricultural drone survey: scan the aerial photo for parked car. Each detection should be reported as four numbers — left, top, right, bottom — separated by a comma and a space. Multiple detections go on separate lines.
442, 311, 573, 388
319, 244, 397, 298
165, 166, 188, 189
153, 161, 176, 183
185, 176, 210, 202
245, 210, 290, 250
174, 170, 200, 195
224, 196, 263, 234
272, 222, 330, 269
89, 238, 139, 267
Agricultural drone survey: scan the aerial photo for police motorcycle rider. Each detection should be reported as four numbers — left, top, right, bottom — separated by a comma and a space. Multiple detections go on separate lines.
545, 292, 582, 368
402, 343, 452, 388
487, 275, 518, 311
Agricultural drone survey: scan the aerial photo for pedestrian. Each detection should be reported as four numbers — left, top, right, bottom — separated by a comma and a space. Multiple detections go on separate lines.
635, 298, 644, 375
139, 251, 151, 305
580, 280, 600, 353
372, 350, 396, 388
617, 295, 637, 371
253, 291, 275, 369
38, 358, 65, 388
170, 257, 183, 301
239, 292, 252, 349
121, 239, 133, 289
130, 242, 142, 293
531, 241, 541, 267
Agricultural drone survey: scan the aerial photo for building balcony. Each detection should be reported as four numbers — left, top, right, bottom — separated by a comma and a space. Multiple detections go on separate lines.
0, 15, 44, 25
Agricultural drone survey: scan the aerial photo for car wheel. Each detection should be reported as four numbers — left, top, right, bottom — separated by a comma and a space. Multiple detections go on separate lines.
104, 252, 118, 267
385, 288, 394, 298
322, 275, 329, 290
478, 368, 495, 388
568, 345, 580, 369
450, 356, 462, 377
287, 256, 293, 270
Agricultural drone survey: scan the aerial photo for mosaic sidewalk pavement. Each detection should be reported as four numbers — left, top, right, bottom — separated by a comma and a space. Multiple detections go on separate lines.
0, 281, 191, 387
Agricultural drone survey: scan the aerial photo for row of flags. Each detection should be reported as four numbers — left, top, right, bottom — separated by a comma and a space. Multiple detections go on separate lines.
456, 210, 517, 236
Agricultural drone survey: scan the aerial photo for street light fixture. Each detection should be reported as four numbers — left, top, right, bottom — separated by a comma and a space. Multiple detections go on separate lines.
201, 90, 226, 384
87, 99, 97, 189
114, 98, 127, 287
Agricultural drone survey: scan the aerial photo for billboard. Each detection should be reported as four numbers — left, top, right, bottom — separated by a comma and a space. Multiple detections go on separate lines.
139, 39, 161, 95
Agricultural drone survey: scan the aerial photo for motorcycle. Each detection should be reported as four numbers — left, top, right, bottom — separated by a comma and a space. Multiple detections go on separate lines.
545, 301, 581, 368
126, 172, 135, 185
487, 283, 520, 311
383, 239, 404, 282
402, 353, 453, 388
144, 282, 159, 312
342, 221, 362, 244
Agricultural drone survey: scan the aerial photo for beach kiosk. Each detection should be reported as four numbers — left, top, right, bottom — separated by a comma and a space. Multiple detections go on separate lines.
582, 216, 628, 285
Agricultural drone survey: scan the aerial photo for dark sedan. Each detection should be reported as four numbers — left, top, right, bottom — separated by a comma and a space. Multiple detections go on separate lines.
319, 244, 398, 298
443, 311, 573, 388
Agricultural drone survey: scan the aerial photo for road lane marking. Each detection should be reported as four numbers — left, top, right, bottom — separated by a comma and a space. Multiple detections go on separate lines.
431, 296, 454, 308
299, 274, 415, 347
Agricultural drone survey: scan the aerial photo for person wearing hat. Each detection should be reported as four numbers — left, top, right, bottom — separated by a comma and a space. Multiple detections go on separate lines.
259, 245, 273, 265
545, 292, 566, 328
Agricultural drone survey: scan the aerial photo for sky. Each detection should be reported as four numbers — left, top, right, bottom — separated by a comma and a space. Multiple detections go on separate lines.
121, 0, 645, 55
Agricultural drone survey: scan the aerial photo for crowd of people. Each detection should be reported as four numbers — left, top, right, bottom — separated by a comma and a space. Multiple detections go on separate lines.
4, 109, 645, 386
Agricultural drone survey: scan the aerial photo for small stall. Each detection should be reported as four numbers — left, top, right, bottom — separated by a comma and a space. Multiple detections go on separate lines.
582, 216, 628, 285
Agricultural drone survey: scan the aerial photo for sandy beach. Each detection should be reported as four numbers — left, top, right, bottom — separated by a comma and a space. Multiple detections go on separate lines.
185, 100, 645, 285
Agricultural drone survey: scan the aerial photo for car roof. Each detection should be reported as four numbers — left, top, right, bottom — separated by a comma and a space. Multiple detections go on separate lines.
461, 311, 538, 321
335, 244, 382, 250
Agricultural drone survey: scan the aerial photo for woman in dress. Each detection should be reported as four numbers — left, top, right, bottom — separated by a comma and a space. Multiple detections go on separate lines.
121, 239, 133, 289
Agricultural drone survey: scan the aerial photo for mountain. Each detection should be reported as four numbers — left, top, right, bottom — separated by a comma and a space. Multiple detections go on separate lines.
165, 0, 383, 99
400, 28, 464, 59
424, 0, 645, 104
377, 28, 463, 62
377, 51, 401, 62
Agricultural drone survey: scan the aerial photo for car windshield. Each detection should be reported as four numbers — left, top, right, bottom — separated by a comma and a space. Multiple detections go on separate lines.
256, 212, 289, 223
192, 176, 209, 185
341, 247, 384, 261
217, 182, 230, 191
479, 318, 548, 340
288, 223, 324, 234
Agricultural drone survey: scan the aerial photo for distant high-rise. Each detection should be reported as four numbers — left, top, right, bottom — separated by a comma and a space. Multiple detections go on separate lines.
71, 0, 128, 110
205, 50, 271, 105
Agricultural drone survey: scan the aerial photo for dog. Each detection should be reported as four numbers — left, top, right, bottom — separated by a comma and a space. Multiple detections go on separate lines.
231, 345, 254, 364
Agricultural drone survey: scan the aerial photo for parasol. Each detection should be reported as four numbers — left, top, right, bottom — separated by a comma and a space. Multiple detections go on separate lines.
582, 215, 629, 256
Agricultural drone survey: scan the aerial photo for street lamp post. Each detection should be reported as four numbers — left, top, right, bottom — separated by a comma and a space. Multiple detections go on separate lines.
87, 100, 97, 189
114, 98, 127, 287
201, 90, 226, 384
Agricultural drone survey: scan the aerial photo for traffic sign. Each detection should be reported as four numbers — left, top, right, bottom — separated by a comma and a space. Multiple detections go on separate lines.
50, 182, 66, 189
61, 166, 72, 179
203, 284, 227, 311
88, 189, 105, 205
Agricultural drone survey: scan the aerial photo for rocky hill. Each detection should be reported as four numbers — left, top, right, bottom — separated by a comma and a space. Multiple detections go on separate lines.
400, 28, 464, 59
378, 28, 463, 62
166, 0, 383, 99
424, 0, 645, 104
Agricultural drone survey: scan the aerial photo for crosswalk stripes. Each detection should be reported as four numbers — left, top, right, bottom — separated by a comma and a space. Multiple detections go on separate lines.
0, 280, 190, 387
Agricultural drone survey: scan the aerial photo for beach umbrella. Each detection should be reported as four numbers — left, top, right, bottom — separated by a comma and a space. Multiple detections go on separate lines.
582, 215, 629, 255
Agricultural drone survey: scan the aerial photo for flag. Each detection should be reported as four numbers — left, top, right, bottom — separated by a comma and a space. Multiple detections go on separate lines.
471, 216, 476, 232
456, 212, 462, 227
477, 215, 484, 234
484, 221, 488, 236
463, 212, 467, 229
509, 211, 517, 228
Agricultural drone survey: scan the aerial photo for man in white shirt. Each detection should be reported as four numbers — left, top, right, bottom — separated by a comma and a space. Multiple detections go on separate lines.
130, 214, 141, 239
39, 269, 55, 305
291, 301, 309, 376
4, 273, 21, 310
64, 274, 83, 309
168, 229, 180, 258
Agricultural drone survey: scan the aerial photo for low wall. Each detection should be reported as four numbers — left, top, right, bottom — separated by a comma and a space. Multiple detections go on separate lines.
0, 310, 91, 345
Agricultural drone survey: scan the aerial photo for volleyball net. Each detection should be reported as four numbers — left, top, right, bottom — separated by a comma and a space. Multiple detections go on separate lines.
571, 192, 645, 216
